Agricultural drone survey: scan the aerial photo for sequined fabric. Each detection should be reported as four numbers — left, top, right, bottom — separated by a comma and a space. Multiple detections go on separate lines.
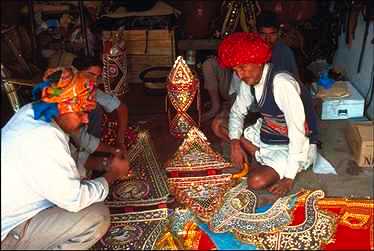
102, 30, 128, 96
221, 0, 261, 37
100, 113, 138, 149
166, 56, 200, 138
170, 208, 216, 250
164, 127, 231, 172
105, 131, 170, 208
295, 192, 374, 250
236, 190, 337, 250
210, 181, 297, 235
94, 209, 170, 250
169, 174, 233, 222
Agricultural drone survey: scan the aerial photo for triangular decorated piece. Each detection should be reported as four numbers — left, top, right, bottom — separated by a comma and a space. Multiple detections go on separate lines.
105, 130, 170, 208
168, 174, 233, 222
165, 127, 231, 172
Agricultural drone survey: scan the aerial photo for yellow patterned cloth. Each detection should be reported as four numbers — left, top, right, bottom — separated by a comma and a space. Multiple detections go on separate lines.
42, 67, 97, 114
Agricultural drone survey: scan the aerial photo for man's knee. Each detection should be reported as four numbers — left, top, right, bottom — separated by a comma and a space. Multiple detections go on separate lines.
85, 203, 110, 239
247, 175, 269, 190
211, 117, 225, 134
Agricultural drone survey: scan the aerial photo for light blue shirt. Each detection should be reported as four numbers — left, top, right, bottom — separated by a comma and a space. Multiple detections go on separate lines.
1, 104, 109, 241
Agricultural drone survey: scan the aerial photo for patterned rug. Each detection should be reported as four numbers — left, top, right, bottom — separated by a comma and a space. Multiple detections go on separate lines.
103, 130, 170, 211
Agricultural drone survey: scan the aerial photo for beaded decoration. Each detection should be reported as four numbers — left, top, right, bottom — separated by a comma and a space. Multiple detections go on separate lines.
102, 30, 128, 96
210, 180, 297, 235
166, 56, 200, 138
100, 113, 138, 148
105, 130, 170, 207
170, 208, 215, 250
168, 174, 233, 222
95, 208, 170, 250
295, 190, 374, 250
221, 0, 261, 37
164, 127, 231, 172
236, 190, 337, 250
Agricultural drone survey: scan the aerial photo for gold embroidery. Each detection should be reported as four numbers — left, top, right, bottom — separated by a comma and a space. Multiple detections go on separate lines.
339, 212, 370, 229
236, 190, 337, 250
165, 127, 231, 172
169, 174, 233, 222
97, 209, 170, 250
210, 181, 296, 235
183, 221, 202, 250
155, 232, 181, 250
105, 131, 170, 207
166, 57, 200, 138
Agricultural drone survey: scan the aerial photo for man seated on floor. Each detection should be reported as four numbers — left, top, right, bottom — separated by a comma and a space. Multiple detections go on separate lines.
1, 67, 129, 250
257, 10, 299, 79
218, 32, 319, 197
67, 56, 129, 178
201, 56, 242, 140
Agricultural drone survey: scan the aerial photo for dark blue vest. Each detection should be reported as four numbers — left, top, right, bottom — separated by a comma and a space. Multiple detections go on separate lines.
256, 65, 319, 145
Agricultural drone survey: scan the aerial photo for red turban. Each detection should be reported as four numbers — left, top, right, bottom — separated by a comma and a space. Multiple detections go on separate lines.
218, 32, 272, 68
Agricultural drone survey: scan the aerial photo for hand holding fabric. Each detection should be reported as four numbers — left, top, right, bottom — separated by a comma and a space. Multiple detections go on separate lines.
230, 139, 248, 168
104, 156, 129, 185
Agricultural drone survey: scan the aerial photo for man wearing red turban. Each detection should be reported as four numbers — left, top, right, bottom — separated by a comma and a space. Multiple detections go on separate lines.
1, 68, 129, 249
218, 32, 319, 197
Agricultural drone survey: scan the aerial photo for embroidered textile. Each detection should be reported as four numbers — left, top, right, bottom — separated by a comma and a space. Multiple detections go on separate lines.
295, 191, 374, 250
221, 0, 261, 37
210, 180, 296, 235
164, 127, 231, 172
170, 208, 216, 250
236, 190, 337, 250
168, 174, 233, 222
100, 113, 138, 148
154, 232, 181, 250
102, 30, 128, 96
105, 130, 170, 207
166, 56, 200, 138
95, 208, 170, 250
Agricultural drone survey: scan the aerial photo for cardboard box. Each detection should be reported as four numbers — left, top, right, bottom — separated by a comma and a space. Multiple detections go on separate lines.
346, 121, 374, 167
319, 81, 364, 120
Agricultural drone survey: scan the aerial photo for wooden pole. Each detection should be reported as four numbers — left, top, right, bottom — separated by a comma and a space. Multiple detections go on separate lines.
78, 0, 89, 56
27, 0, 38, 64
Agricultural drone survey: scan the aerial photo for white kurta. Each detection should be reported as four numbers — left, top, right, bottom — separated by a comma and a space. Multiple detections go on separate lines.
1, 104, 109, 241
229, 64, 317, 179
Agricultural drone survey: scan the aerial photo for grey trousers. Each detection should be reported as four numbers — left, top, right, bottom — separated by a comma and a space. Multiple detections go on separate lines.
1, 203, 110, 250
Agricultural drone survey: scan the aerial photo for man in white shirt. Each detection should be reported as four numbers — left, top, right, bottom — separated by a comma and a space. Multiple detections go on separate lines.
217, 32, 319, 197
1, 68, 129, 249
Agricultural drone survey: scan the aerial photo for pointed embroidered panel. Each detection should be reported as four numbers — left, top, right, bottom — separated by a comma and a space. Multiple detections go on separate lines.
169, 174, 233, 222
210, 180, 297, 235
168, 56, 194, 85
236, 190, 337, 250
166, 56, 200, 138
167, 56, 197, 112
105, 130, 170, 207
165, 127, 231, 172
94, 209, 170, 250
169, 113, 198, 139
